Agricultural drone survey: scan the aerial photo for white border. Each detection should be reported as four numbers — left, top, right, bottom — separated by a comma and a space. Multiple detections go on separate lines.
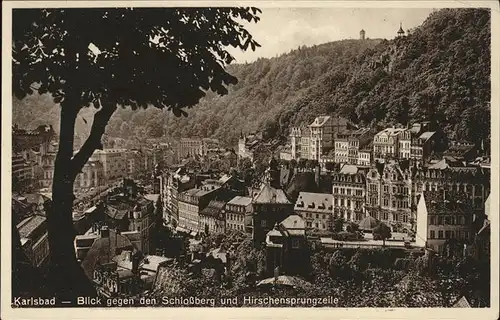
2, 1, 499, 319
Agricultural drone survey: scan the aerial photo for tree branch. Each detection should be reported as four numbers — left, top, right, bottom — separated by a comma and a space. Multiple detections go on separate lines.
70, 102, 117, 179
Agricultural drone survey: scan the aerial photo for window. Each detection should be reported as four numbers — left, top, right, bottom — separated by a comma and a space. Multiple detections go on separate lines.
438, 230, 444, 239
261, 220, 267, 227
445, 231, 451, 239
383, 199, 389, 206
430, 230, 435, 239
292, 239, 300, 249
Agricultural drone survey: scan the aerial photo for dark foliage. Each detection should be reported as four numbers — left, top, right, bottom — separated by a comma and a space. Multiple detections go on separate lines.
14, 9, 490, 149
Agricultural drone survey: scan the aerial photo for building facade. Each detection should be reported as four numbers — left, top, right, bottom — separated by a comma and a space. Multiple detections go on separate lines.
373, 127, 405, 161
331, 172, 366, 222
416, 191, 476, 253
309, 116, 351, 162
199, 200, 227, 234
92, 149, 128, 182
177, 188, 217, 232
294, 192, 333, 230
226, 196, 253, 232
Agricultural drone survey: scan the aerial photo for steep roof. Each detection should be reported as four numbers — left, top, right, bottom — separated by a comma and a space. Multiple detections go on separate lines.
253, 184, 292, 205
81, 231, 134, 280
227, 196, 252, 207
295, 192, 333, 213
418, 131, 436, 142
200, 200, 226, 218
452, 296, 471, 308
17, 214, 46, 239
359, 216, 379, 230
280, 215, 306, 236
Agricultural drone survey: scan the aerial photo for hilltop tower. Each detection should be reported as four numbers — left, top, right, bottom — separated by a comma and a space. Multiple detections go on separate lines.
397, 22, 405, 38
359, 29, 366, 40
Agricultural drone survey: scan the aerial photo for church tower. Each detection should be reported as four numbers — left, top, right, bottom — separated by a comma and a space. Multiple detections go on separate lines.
359, 29, 366, 40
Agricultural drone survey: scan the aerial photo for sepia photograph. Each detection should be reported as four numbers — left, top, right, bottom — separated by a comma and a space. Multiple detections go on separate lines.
1, 1, 499, 319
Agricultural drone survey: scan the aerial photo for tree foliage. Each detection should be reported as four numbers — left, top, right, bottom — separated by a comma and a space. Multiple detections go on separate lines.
15, 9, 490, 149
373, 223, 392, 246
12, 7, 261, 299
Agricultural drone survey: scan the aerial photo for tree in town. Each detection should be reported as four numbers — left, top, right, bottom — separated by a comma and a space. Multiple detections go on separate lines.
332, 215, 345, 232
373, 222, 392, 246
346, 221, 360, 233
13, 7, 261, 299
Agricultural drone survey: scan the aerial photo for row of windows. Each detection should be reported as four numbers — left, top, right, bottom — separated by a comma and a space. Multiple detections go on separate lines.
429, 229, 470, 240
334, 199, 363, 209
372, 212, 409, 223
429, 215, 468, 225
382, 185, 409, 194
227, 213, 244, 222
306, 221, 327, 230
333, 188, 364, 196
228, 224, 245, 231
382, 199, 409, 209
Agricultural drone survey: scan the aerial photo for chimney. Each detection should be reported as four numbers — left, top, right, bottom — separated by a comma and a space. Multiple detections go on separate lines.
100, 225, 109, 238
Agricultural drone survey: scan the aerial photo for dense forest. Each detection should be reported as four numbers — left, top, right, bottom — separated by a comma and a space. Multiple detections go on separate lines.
13, 8, 490, 148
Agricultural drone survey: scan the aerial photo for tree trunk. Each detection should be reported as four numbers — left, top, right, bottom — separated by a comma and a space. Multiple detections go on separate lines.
47, 100, 96, 299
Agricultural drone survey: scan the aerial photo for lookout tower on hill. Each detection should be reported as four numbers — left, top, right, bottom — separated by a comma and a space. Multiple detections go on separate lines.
359, 29, 366, 40
397, 22, 405, 38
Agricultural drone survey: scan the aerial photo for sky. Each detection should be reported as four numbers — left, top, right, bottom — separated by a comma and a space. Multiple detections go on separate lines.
228, 8, 436, 63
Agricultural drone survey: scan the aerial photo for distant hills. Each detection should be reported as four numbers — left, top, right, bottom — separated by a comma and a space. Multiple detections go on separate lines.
13, 8, 490, 149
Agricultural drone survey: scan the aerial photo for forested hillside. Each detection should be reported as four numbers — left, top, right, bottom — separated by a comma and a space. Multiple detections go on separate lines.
13, 8, 490, 147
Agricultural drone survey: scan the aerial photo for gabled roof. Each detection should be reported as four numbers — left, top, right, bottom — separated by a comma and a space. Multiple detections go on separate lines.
280, 215, 306, 235
81, 231, 134, 279
227, 196, 252, 207
295, 192, 333, 213
452, 296, 471, 308
17, 214, 46, 239
253, 184, 291, 205
418, 131, 436, 142
200, 200, 226, 218
359, 215, 379, 230
339, 164, 360, 175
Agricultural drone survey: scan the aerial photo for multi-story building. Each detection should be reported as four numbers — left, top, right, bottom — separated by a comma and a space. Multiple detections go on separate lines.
238, 132, 263, 162
199, 200, 227, 234
265, 215, 307, 276
177, 188, 218, 233
334, 132, 350, 164
177, 138, 205, 161
357, 143, 373, 166
331, 170, 366, 222
443, 141, 477, 162
379, 161, 413, 231
309, 116, 352, 162
413, 164, 489, 211
347, 128, 373, 165
294, 192, 333, 230
290, 127, 311, 160
92, 149, 128, 182
226, 196, 253, 232
252, 159, 294, 247
365, 161, 413, 232
416, 191, 476, 253
373, 127, 405, 161
74, 160, 105, 191
398, 128, 412, 160
12, 124, 55, 192
126, 149, 146, 179
104, 180, 156, 255
17, 214, 49, 267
